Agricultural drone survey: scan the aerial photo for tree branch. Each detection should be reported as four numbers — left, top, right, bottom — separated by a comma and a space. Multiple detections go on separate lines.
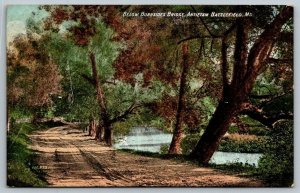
266, 57, 293, 64
220, 23, 236, 90
191, 5, 218, 38
221, 38, 229, 89
110, 103, 142, 123
177, 35, 221, 45
244, 6, 293, 89
81, 73, 96, 85
231, 19, 249, 88
240, 102, 293, 128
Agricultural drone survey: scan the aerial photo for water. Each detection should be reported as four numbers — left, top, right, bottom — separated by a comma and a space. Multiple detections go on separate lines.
113, 127, 262, 167
114, 127, 173, 153
210, 152, 262, 166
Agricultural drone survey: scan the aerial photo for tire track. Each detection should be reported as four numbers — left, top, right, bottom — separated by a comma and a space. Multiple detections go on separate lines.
29, 125, 264, 187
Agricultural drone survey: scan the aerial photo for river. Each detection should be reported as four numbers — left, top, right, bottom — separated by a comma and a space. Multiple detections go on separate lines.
113, 127, 262, 167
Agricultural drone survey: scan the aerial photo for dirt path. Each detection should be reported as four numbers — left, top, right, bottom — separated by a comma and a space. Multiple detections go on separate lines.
28, 125, 264, 187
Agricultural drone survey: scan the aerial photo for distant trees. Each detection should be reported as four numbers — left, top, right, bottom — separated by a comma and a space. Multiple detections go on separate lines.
7, 29, 62, 130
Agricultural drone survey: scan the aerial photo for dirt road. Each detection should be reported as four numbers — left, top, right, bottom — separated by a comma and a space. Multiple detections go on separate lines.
28, 125, 264, 187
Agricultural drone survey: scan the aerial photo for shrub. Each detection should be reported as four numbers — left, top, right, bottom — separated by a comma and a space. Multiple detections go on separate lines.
218, 137, 266, 153
258, 120, 293, 186
160, 144, 170, 154
7, 123, 47, 187
181, 133, 201, 155
247, 127, 269, 136
181, 133, 266, 154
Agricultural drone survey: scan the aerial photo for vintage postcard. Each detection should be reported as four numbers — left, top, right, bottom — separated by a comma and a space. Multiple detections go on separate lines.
7, 5, 293, 187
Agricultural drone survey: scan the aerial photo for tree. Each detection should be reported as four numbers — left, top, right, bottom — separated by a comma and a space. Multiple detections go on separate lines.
168, 43, 190, 154
190, 6, 293, 163
41, 6, 164, 145
7, 24, 62, 129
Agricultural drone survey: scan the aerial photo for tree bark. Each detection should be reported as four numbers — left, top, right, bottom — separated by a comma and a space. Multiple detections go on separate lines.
190, 100, 240, 163
104, 125, 113, 146
89, 52, 113, 146
95, 119, 104, 141
190, 6, 293, 164
168, 43, 189, 154
88, 118, 97, 136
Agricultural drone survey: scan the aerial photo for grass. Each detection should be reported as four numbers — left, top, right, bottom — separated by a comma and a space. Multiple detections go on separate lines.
7, 122, 48, 187
117, 148, 197, 164
208, 162, 257, 175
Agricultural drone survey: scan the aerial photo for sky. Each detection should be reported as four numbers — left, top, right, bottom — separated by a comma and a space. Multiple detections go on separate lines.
6, 5, 48, 43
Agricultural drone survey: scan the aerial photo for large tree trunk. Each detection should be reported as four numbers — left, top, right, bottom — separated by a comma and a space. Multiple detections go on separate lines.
89, 52, 112, 146
190, 6, 293, 164
190, 99, 242, 163
168, 43, 189, 154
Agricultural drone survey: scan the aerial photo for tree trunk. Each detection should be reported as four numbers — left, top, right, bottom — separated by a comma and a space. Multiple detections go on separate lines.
95, 120, 104, 141
190, 100, 241, 163
89, 52, 112, 146
168, 43, 189, 154
104, 124, 113, 146
190, 6, 293, 164
88, 118, 96, 136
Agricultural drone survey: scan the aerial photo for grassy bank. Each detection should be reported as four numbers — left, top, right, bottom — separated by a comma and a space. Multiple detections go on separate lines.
7, 122, 47, 187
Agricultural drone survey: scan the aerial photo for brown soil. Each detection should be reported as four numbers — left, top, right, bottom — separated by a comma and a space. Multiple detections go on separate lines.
28, 125, 264, 187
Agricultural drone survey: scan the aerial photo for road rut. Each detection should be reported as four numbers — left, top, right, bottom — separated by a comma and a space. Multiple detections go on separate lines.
28, 125, 264, 187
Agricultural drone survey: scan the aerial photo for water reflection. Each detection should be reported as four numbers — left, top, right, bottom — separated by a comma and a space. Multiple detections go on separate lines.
114, 127, 173, 153
113, 127, 262, 167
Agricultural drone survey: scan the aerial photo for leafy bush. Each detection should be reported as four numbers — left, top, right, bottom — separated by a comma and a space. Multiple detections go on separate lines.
181, 133, 201, 155
181, 132, 265, 154
7, 123, 47, 187
247, 127, 269, 136
258, 120, 293, 186
218, 137, 266, 153
227, 126, 239, 134
160, 144, 170, 154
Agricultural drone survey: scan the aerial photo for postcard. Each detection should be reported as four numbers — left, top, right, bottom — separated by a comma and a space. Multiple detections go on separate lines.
7, 5, 293, 187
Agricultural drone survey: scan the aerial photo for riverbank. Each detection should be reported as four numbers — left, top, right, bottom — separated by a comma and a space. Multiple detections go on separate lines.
27, 125, 265, 187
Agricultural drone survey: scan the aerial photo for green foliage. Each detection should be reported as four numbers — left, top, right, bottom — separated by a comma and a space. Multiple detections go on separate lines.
263, 94, 293, 114
258, 120, 293, 186
113, 121, 133, 137
209, 162, 257, 175
218, 138, 266, 153
7, 161, 46, 187
10, 105, 33, 120
181, 133, 202, 155
181, 132, 266, 154
44, 20, 123, 122
228, 116, 269, 136
247, 127, 269, 136
7, 123, 47, 187
160, 144, 170, 154
227, 126, 239, 134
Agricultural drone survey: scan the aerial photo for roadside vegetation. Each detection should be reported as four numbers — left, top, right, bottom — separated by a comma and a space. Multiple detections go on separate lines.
7, 122, 47, 187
